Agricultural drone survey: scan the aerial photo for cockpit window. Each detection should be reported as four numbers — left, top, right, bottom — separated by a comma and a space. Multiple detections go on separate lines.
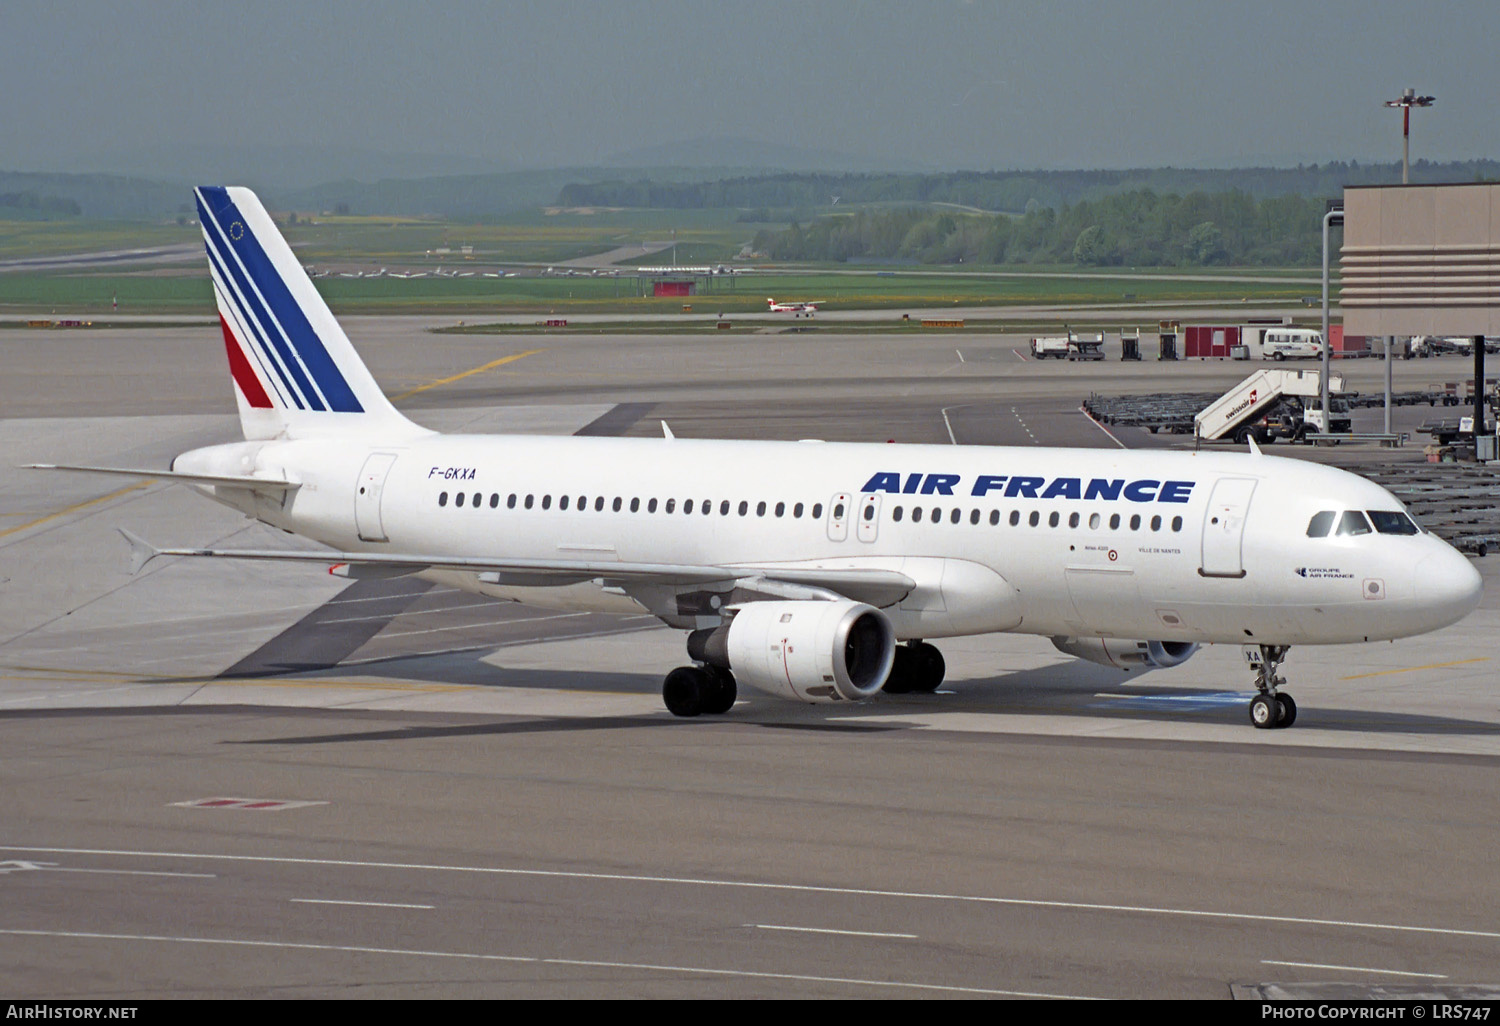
1368, 510, 1419, 535
1306, 511, 1335, 537
1335, 510, 1372, 536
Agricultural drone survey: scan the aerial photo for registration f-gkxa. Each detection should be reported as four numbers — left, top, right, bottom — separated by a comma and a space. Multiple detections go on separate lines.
35, 187, 1483, 729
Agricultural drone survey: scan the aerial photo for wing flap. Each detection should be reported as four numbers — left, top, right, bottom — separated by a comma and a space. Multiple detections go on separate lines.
28, 464, 298, 496
115, 533, 916, 606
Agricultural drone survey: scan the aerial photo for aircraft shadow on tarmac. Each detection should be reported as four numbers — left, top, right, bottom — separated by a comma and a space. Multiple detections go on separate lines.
198, 641, 1500, 740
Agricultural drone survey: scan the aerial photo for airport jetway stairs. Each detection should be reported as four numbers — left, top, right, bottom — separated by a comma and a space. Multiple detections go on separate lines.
1193, 368, 1345, 441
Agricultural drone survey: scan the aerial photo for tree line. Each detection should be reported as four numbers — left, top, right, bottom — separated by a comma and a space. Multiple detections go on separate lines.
750, 190, 1327, 266
557, 161, 1500, 214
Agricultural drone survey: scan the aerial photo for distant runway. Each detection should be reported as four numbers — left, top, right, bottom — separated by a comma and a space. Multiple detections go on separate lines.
2, 320, 1497, 997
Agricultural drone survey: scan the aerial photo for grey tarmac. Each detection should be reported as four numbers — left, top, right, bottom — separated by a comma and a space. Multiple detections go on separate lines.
1, 319, 1497, 998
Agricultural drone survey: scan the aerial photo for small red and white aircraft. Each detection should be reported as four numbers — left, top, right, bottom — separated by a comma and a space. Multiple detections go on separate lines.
767, 297, 823, 316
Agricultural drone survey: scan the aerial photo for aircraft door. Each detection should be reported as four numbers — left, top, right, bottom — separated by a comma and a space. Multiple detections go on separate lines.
1200, 477, 1257, 578
856, 493, 881, 543
355, 452, 399, 542
827, 492, 851, 542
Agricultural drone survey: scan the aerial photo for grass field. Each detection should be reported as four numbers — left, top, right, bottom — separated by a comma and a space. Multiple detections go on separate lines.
0, 208, 1319, 316
0, 266, 1314, 316
0, 220, 198, 260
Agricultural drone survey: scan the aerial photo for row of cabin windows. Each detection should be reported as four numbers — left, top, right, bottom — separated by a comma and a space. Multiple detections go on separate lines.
890, 505, 1183, 532
438, 491, 826, 520
436, 490, 1182, 533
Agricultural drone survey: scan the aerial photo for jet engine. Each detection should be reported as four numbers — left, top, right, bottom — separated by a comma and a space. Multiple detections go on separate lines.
1050, 636, 1199, 672
688, 600, 895, 703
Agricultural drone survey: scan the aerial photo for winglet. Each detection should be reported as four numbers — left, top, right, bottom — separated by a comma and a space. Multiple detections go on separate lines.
117, 528, 160, 576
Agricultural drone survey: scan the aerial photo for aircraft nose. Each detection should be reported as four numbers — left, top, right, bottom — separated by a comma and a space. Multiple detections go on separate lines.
1414, 545, 1483, 628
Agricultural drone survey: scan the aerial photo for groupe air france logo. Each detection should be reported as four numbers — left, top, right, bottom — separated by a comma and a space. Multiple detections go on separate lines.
229, 221, 245, 241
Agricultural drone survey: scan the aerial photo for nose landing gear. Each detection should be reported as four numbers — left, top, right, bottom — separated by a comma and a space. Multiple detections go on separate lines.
1244, 645, 1297, 729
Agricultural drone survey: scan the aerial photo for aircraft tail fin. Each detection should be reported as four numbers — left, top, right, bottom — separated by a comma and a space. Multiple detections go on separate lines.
194, 186, 425, 441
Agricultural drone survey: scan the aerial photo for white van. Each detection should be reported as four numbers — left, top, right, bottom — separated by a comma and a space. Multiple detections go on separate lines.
1261, 328, 1323, 361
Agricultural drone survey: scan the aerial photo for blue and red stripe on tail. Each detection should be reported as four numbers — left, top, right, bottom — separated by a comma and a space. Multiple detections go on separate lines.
195, 186, 421, 440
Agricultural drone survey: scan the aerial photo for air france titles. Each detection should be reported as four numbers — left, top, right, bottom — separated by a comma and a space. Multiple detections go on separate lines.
859, 472, 1195, 503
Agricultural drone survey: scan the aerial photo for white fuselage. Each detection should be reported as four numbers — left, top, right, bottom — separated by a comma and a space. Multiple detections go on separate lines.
178, 433, 1482, 648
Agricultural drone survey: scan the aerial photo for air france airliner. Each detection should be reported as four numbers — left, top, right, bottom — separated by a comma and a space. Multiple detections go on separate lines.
34, 187, 1484, 729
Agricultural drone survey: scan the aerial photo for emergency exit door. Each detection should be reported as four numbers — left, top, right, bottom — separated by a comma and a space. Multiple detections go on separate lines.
355, 452, 398, 542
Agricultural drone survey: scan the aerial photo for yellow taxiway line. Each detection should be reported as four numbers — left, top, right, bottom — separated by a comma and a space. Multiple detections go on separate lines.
1339, 657, 1489, 680
0, 480, 155, 540
390, 349, 544, 401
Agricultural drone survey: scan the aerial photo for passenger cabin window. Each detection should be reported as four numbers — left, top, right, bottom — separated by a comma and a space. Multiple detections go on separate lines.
438, 491, 448, 507
455, 493, 466, 508
1306, 510, 1336, 537
1336, 511, 1372, 536
1368, 511, 1419, 535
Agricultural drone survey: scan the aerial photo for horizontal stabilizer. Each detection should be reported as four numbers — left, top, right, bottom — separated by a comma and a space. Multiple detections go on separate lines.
27, 463, 298, 496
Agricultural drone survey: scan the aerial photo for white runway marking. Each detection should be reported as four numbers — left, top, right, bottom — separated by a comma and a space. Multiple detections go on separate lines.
6, 845, 1498, 944
291, 898, 434, 910
941, 408, 959, 445
1078, 406, 1128, 449
752, 924, 917, 939
0, 928, 1092, 999
1262, 959, 1447, 979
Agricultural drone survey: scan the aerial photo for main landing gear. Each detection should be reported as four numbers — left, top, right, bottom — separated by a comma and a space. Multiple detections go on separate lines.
1245, 645, 1297, 729
662, 664, 737, 718
883, 641, 945, 695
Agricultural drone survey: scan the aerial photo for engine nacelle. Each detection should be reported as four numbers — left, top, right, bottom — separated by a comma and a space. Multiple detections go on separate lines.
688, 600, 895, 703
1051, 636, 1199, 672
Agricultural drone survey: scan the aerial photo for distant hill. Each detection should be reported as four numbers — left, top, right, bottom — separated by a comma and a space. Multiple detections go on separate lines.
8, 158, 1499, 223
0, 172, 189, 219
597, 136, 920, 174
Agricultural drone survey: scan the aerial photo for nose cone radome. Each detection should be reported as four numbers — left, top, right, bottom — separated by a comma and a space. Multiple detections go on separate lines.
1415, 545, 1484, 630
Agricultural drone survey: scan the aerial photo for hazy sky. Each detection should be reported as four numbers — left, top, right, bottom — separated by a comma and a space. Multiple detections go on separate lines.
6, 0, 1498, 176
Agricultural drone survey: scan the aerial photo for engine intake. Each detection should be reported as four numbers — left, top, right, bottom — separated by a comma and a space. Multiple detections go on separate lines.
688, 599, 895, 703
1051, 636, 1199, 671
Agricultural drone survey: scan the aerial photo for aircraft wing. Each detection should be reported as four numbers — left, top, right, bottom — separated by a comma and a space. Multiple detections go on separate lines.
28, 464, 299, 497
117, 530, 915, 607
